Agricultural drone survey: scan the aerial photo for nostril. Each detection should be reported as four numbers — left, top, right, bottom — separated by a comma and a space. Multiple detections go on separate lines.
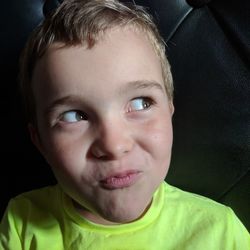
90, 140, 132, 161
90, 144, 111, 160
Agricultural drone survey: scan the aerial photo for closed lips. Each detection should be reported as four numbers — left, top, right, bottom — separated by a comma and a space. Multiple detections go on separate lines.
100, 171, 142, 189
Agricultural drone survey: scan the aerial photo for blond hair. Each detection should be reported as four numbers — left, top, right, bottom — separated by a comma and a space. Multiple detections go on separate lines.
19, 0, 173, 125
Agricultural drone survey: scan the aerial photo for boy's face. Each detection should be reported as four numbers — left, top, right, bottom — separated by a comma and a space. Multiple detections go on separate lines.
31, 27, 174, 224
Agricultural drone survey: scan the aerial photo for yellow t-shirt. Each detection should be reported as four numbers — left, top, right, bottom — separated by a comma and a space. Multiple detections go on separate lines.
0, 182, 249, 250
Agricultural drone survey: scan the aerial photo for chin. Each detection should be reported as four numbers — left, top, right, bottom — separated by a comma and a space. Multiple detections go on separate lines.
99, 191, 155, 224
100, 201, 150, 224
105, 213, 142, 224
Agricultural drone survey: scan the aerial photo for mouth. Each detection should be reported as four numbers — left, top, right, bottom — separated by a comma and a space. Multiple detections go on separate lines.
99, 170, 142, 190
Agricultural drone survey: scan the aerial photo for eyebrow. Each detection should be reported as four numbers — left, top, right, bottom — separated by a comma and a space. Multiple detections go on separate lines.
124, 80, 165, 93
44, 80, 165, 115
44, 95, 83, 116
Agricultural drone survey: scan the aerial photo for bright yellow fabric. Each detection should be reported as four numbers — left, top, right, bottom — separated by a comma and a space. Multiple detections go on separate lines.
0, 182, 249, 250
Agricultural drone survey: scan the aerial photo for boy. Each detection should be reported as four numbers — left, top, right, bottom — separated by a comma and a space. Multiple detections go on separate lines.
0, 0, 249, 249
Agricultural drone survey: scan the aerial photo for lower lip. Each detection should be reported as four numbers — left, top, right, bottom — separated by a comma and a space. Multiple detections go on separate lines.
100, 172, 141, 190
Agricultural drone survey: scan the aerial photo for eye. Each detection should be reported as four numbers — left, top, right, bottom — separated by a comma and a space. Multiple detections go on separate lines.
60, 110, 88, 123
127, 97, 154, 112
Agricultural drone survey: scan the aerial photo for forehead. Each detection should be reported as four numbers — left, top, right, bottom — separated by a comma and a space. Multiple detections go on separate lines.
32, 27, 164, 105
34, 26, 160, 70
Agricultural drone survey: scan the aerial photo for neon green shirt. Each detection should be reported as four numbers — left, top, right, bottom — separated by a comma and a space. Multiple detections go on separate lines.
0, 182, 249, 249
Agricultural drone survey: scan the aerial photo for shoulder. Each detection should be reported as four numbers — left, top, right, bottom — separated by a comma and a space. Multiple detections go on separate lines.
160, 182, 247, 230
161, 182, 250, 243
163, 182, 230, 215
157, 182, 250, 248
6, 185, 61, 218
1, 185, 65, 249
1, 185, 62, 233
12, 184, 59, 202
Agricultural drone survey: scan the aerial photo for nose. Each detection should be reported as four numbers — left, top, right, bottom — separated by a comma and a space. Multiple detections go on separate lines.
90, 118, 134, 160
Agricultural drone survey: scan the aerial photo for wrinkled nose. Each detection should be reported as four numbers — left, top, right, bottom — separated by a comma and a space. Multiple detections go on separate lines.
90, 119, 134, 160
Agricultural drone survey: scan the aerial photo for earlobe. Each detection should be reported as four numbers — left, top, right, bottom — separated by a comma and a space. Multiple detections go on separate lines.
28, 123, 43, 154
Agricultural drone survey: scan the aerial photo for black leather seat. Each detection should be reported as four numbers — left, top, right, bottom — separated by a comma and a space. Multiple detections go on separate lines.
1, 0, 249, 231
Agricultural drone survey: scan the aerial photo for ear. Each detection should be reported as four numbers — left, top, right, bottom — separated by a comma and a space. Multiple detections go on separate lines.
169, 101, 175, 116
28, 123, 44, 154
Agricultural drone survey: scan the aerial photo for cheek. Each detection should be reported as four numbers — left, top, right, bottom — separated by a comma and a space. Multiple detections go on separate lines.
39, 131, 86, 171
140, 115, 173, 162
